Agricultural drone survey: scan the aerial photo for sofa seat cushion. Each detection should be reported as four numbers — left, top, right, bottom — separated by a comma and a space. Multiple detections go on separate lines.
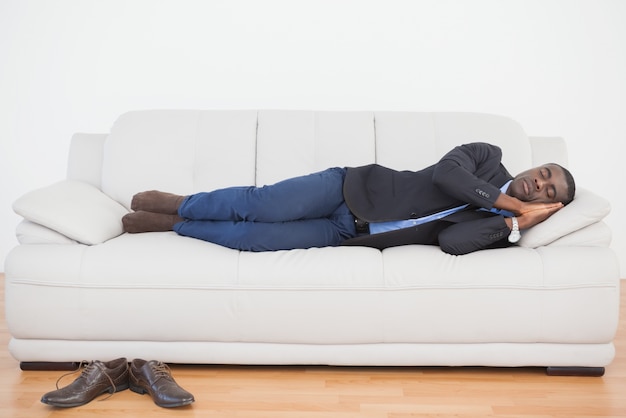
6, 234, 619, 346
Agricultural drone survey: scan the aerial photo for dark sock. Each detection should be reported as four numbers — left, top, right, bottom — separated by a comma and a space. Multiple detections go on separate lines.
130, 191, 185, 215
122, 211, 183, 233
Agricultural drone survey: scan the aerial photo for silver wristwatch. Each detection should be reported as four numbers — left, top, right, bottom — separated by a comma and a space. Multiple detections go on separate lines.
508, 216, 521, 243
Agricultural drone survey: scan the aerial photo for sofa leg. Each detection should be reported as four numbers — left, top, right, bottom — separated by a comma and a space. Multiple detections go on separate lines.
20, 361, 81, 371
546, 366, 605, 377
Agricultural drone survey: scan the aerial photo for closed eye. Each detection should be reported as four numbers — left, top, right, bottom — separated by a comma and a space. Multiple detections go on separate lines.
543, 167, 557, 200
544, 167, 552, 178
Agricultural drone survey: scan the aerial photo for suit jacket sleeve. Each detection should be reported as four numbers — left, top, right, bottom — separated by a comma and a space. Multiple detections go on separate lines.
432, 142, 508, 210
436, 212, 513, 255
431, 143, 515, 254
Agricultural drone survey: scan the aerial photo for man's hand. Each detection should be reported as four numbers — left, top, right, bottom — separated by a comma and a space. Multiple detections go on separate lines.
514, 202, 563, 230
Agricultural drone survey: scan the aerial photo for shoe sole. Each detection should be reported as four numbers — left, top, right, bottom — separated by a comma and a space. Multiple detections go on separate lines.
130, 383, 194, 408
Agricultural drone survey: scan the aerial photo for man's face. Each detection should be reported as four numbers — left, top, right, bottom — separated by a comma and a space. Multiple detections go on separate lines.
507, 164, 569, 203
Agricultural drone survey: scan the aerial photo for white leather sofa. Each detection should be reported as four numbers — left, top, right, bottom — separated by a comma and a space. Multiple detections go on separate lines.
5, 110, 620, 375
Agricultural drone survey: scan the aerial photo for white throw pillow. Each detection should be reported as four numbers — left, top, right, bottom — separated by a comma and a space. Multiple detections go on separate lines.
519, 187, 611, 248
16, 220, 78, 245
13, 180, 129, 245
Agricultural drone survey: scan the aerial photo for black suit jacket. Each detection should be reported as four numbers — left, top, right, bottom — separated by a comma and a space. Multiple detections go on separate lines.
341, 142, 514, 255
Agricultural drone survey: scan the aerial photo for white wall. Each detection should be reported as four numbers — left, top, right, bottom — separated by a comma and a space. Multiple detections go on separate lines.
1, 0, 625, 275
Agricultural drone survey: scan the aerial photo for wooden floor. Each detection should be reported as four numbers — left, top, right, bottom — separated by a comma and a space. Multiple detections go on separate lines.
1, 273, 625, 418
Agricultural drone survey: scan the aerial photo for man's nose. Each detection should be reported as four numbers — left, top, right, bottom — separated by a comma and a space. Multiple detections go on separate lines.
534, 178, 544, 190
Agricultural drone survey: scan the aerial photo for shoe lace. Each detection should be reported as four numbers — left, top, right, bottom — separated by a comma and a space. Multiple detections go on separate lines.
150, 361, 173, 381
55, 361, 117, 401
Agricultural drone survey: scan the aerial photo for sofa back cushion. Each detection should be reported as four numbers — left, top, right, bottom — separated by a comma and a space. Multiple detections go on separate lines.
102, 110, 532, 209
102, 110, 258, 208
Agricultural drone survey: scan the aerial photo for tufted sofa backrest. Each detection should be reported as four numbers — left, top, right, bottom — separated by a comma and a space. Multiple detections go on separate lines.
100, 110, 533, 209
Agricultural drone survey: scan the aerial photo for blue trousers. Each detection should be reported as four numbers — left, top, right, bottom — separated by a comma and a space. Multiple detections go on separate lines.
173, 167, 357, 251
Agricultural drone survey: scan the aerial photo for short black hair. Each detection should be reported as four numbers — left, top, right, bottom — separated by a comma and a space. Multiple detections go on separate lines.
556, 164, 576, 205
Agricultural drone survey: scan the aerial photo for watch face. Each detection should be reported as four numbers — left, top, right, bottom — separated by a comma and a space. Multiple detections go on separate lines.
508, 231, 521, 243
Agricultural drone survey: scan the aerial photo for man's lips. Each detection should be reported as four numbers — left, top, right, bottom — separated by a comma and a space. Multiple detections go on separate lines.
522, 178, 530, 197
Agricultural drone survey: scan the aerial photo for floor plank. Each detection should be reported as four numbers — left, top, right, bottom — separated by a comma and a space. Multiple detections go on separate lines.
1, 273, 625, 417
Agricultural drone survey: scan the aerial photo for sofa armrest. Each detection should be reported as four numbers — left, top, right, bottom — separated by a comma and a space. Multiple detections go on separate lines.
13, 180, 129, 245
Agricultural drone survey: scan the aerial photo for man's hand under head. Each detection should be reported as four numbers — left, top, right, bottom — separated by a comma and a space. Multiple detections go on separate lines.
507, 201, 564, 231
493, 192, 564, 231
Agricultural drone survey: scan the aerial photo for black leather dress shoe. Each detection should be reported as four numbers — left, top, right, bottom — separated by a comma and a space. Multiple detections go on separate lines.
41, 358, 129, 407
129, 359, 195, 408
